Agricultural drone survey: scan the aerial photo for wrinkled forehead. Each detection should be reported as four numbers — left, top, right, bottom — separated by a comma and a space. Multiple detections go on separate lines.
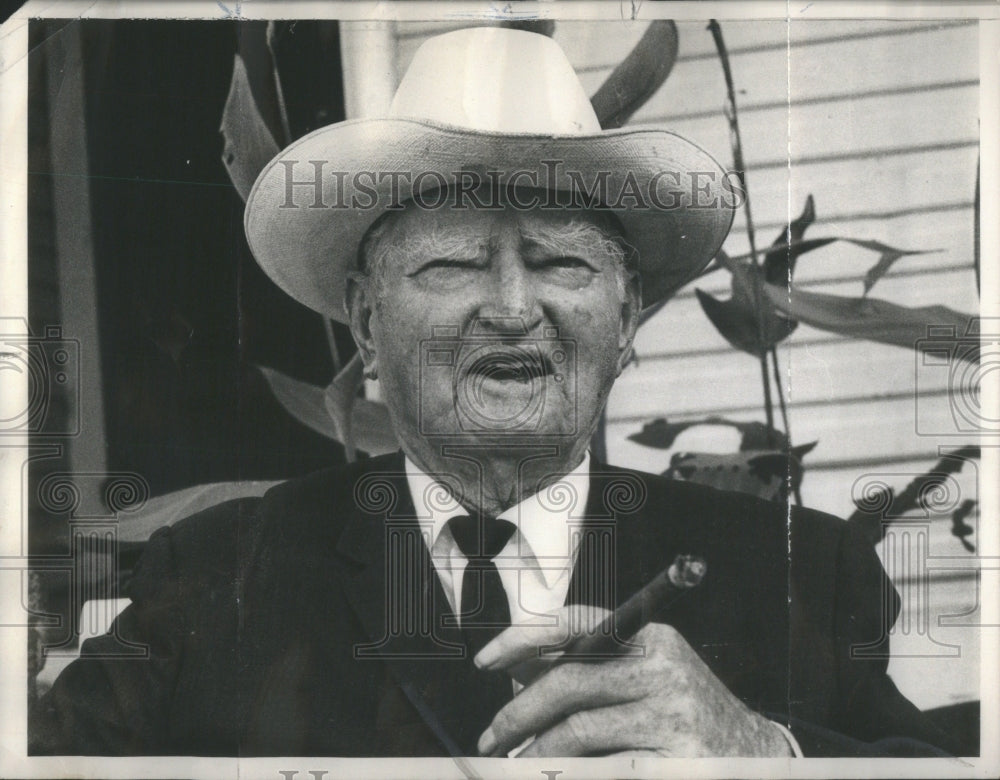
372, 186, 626, 246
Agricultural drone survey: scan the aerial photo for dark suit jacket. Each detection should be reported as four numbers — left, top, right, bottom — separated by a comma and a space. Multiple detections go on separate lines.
31, 452, 955, 756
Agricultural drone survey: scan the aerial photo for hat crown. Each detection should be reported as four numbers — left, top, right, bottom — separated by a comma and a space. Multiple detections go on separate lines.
389, 27, 602, 135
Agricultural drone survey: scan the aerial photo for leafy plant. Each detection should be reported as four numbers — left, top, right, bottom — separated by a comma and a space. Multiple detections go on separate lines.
847, 447, 980, 551
220, 20, 981, 541
255, 355, 397, 458
629, 416, 793, 451
763, 284, 976, 356
664, 445, 817, 503
625, 21, 980, 532
629, 417, 817, 502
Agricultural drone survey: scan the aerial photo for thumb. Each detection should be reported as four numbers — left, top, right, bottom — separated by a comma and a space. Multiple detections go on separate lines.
475, 604, 614, 683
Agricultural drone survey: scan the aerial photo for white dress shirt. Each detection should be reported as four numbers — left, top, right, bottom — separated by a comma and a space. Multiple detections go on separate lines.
403, 453, 802, 757
405, 453, 590, 628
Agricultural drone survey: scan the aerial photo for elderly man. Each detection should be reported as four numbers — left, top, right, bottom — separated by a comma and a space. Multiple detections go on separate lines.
32, 27, 953, 758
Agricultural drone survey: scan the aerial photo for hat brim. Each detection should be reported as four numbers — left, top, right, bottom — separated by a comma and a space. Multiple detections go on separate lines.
245, 117, 735, 323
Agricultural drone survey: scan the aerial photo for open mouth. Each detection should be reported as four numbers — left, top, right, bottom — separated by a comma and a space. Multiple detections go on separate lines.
463, 347, 551, 384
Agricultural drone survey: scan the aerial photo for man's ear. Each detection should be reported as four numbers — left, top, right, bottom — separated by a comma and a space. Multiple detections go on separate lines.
616, 267, 641, 376
345, 271, 378, 379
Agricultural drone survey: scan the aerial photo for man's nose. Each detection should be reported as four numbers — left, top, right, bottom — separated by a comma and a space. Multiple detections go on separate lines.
477, 253, 543, 334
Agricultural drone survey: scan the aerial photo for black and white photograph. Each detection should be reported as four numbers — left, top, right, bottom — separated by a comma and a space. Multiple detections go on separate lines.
0, 1, 997, 777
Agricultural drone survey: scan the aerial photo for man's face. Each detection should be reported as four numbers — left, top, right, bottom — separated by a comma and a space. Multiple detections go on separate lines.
347, 197, 640, 465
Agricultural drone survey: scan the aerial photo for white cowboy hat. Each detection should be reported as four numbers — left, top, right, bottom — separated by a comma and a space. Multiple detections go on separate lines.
245, 27, 736, 323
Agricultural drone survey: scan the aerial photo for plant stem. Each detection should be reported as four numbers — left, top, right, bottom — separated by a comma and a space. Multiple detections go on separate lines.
769, 346, 791, 440
266, 21, 293, 145
770, 345, 802, 505
759, 351, 775, 431
323, 318, 342, 375
708, 19, 776, 433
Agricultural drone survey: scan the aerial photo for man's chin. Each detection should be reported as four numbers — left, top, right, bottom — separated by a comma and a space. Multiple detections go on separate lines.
421, 421, 582, 448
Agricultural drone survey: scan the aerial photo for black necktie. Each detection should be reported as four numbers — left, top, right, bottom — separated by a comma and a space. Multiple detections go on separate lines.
448, 514, 517, 659
447, 514, 516, 753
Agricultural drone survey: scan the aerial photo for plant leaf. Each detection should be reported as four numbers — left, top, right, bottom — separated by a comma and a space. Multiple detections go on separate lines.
628, 416, 790, 450
696, 282, 797, 357
783, 194, 816, 246
702, 249, 799, 355
116, 480, 281, 544
664, 446, 812, 502
762, 283, 978, 359
726, 237, 936, 286
764, 194, 816, 284
737, 421, 786, 450
951, 499, 977, 552
256, 364, 338, 439
847, 447, 980, 545
349, 399, 399, 458
255, 363, 398, 456
628, 418, 703, 449
723, 237, 837, 269
322, 352, 365, 462
839, 239, 941, 296
791, 440, 819, 460
637, 294, 673, 327
591, 21, 679, 129
220, 53, 281, 203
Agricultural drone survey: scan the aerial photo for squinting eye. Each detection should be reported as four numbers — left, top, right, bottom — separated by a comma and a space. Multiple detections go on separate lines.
539, 255, 595, 271
409, 258, 480, 276
544, 256, 592, 269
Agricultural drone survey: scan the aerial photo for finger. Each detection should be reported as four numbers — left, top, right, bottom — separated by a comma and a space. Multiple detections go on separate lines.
506, 656, 549, 687
474, 604, 613, 671
516, 704, 636, 758
479, 661, 640, 756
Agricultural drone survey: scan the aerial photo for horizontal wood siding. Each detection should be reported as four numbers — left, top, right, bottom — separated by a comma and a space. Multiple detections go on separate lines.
389, 18, 982, 706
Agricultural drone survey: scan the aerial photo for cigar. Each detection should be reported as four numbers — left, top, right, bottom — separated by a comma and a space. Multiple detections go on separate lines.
557, 554, 707, 661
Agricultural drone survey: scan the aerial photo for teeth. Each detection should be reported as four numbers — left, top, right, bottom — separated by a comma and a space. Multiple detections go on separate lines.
468, 351, 546, 382
480, 364, 526, 381
460, 343, 555, 387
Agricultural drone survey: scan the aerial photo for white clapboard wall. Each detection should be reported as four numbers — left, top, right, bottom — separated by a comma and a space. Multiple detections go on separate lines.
390, 19, 982, 708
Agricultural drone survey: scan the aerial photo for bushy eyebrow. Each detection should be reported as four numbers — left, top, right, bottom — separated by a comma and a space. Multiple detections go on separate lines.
519, 220, 627, 267
359, 215, 633, 299
399, 222, 623, 265
405, 228, 487, 262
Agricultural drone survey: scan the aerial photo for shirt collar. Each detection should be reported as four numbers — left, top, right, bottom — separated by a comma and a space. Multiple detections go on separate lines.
405, 453, 591, 588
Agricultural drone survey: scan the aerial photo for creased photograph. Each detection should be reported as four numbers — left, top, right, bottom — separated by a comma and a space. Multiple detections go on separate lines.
0, 2, 996, 778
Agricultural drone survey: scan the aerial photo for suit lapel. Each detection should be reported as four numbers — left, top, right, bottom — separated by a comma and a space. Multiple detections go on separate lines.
332, 456, 688, 755
257, 453, 794, 754
568, 462, 719, 649
332, 452, 499, 756
567, 460, 667, 612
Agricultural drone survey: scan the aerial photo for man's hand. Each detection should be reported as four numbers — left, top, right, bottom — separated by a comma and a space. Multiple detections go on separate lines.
473, 605, 793, 758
